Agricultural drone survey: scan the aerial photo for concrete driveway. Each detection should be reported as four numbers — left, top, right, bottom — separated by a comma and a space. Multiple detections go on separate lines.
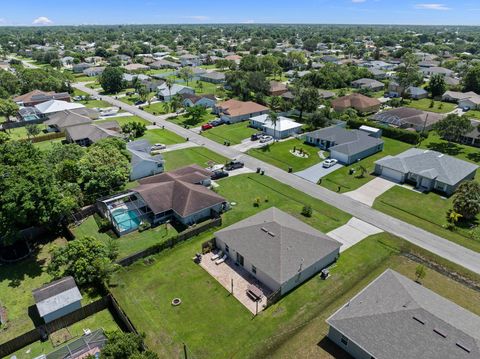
327, 217, 383, 252
295, 162, 343, 183
343, 177, 396, 206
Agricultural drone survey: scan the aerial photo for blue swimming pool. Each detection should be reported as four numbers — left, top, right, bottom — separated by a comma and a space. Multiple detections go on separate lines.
111, 208, 141, 233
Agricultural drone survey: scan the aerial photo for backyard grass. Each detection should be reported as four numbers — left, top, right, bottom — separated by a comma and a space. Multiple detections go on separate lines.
0, 237, 100, 343
162, 146, 228, 171
76, 99, 111, 108
404, 98, 456, 113
33, 137, 65, 151
321, 137, 412, 193
201, 121, 257, 145
373, 185, 480, 253
109, 226, 480, 359
248, 138, 323, 172
72, 216, 178, 259
95, 115, 149, 127
73, 74, 98, 83
11, 310, 120, 359
189, 80, 220, 95
141, 102, 169, 115
139, 128, 186, 146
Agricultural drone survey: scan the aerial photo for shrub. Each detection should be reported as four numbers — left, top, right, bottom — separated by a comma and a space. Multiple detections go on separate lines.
301, 204, 313, 217
138, 221, 151, 232
98, 218, 112, 233
347, 118, 420, 144
253, 197, 261, 207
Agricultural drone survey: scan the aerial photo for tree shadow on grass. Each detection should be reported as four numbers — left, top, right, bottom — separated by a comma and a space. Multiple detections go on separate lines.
425, 142, 464, 157
467, 152, 480, 163
317, 337, 354, 359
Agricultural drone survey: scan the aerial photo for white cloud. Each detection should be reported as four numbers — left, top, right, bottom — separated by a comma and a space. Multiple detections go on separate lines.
32, 16, 53, 25
414, 3, 450, 10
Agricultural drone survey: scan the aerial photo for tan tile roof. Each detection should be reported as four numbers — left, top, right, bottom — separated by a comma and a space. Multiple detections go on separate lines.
216, 99, 269, 117
332, 93, 381, 112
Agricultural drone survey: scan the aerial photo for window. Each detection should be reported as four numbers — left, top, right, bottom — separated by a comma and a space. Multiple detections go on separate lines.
252, 265, 257, 274
225, 245, 229, 253
340, 335, 349, 346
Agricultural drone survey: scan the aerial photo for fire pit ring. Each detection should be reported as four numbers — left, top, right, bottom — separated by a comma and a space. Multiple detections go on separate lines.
171, 298, 182, 306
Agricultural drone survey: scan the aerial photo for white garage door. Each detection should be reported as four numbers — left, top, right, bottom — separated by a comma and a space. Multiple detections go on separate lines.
379, 167, 403, 182
330, 150, 349, 164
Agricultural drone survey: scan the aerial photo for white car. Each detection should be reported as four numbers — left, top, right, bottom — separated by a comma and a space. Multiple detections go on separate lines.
150, 143, 166, 151
259, 135, 273, 143
322, 159, 338, 168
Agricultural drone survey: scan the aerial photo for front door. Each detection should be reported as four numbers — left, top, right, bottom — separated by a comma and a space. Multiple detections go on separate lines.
236, 252, 244, 267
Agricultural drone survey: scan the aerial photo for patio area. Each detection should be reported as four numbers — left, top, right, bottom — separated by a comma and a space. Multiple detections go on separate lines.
199, 251, 272, 314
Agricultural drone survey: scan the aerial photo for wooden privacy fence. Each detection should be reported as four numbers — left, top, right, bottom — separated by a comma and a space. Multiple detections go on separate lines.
117, 217, 222, 267
0, 294, 138, 358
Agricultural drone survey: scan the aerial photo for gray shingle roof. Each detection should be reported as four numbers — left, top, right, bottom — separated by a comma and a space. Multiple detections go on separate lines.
327, 269, 480, 359
127, 139, 164, 167
33, 277, 82, 317
215, 207, 341, 285
375, 148, 478, 186
306, 126, 384, 156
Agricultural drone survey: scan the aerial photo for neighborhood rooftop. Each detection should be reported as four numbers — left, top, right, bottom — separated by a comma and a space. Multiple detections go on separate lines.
32, 276, 82, 318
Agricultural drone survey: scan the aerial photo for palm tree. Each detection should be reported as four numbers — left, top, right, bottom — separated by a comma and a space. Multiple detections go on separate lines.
267, 111, 279, 141
165, 78, 174, 101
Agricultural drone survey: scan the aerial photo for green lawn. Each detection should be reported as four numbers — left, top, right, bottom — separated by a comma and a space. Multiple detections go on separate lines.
0, 238, 101, 343
373, 185, 480, 253
95, 115, 149, 127
162, 146, 228, 171
321, 137, 412, 193
139, 128, 186, 146
248, 138, 323, 172
11, 310, 119, 359
72, 216, 178, 259
73, 74, 97, 83
109, 223, 480, 359
5, 126, 30, 140
189, 80, 220, 95
77, 99, 111, 108
202, 121, 257, 145
142, 102, 169, 115
404, 98, 456, 113
72, 88, 89, 97
168, 112, 216, 128
33, 137, 65, 151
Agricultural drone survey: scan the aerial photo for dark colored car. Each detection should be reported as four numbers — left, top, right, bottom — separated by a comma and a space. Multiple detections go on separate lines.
225, 161, 245, 171
211, 170, 229, 180
250, 132, 263, 141
201, 123, 213, 130
134, 100, 145, 106
210, 119, 225, 127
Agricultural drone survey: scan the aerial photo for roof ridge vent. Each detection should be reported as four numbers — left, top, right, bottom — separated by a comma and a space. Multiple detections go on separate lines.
433, 328, 447, 338
412, 316, 425, 325
261, 227, 268, 232
456, 342, 471, 353
267, 232, 275, 237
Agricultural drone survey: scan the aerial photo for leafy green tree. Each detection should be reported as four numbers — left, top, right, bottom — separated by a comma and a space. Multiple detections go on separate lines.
396, 52, 423, 93
453, 181, 480, 220
169, 94, 184, 113
101, 332, 157, 359
307, 108, 331, 129
428, 73, 446, 98
433, 114, 473, 143
415, 265, 427, 283
462, 65, 480, 93
48, 236, 118, 286
99, 66, 125, 94
293, 86, 320, 121
0, 99, 19, 121
25, 124, 41, 138
178, 66, 193, 86
0, 132, 9, 144
184, 105, 207, 126
77, 139, 130, 202
121, 121, 147, 139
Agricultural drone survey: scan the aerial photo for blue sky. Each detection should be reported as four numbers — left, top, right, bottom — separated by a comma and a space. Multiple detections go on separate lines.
1, 0, 480, 26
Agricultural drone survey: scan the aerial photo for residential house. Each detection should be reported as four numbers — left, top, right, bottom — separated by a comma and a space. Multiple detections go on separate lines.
327, 269, 480, 359
268, 81, 288, 96
250, 114, 303, 139
368, 68, 387, 80
225, 54, 242, 64
406, 86, 429, 99
351, 78, 385, 91
122, 73, 151, 84
179, 54, 201, 66
14, 90, 71, 107
44, 109, 98, 132
214, 99, 269, 123
331, 93, 381, 114
83, 66, 105, 77
65, 121, 122, 147
33, 277, 82, 323
150, 59, 180, 69
127, 140, 164, 180
72, 62, 91, 73
305, 125, 384, 165
459, 96, 480, 110
34, 100, 86, 117
157, 83, 195, 101
123, 63, 150, 72
200, 71, 226, 84
421, 66, 454, 78
181, 93, 217, 108
460, 119, 480, 147
374, 148, 478, 195
215, 207, 341, 295
97, 165, 227, 235
442, 91, 478, 103
318, 90, 335, 99
371, 107, 443, 132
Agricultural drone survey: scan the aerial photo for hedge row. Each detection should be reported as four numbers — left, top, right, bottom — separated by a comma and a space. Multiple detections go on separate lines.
347, 119, 420, 144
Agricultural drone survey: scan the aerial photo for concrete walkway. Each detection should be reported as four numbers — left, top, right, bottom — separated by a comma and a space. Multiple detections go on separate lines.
72, 82, 480, 275
343, 177, 396, 206
327, 218, 384, 252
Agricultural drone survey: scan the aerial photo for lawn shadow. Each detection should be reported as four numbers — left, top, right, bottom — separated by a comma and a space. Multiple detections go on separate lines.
425, 141, 464, 157
317, 336, 354, 359
27, 304, 44, 328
